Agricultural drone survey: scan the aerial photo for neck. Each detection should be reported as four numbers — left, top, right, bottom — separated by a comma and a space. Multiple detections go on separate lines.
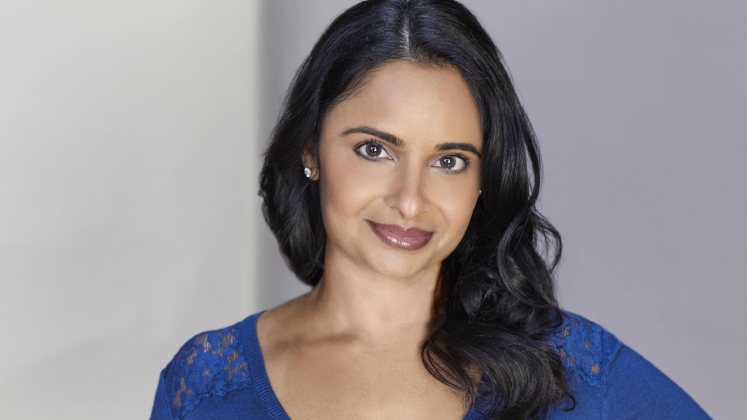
301, 245, 441, 342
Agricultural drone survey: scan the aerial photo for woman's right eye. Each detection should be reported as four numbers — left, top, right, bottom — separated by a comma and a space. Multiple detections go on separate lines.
356, 142, 392, 160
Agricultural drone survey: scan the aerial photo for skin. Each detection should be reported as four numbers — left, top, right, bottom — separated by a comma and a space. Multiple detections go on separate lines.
257, 60, 483, 420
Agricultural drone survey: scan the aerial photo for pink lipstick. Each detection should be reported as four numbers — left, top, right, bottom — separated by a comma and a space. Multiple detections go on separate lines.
367, 221, 434, 251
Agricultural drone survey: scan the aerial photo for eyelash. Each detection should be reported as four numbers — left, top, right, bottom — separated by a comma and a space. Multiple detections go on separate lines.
353, 140, 472, 174
436, 152, 471, 173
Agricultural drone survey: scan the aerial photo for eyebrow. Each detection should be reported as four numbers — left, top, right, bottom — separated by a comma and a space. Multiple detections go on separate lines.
435, 142, 482, 159
342, 126, 403, 147
341, 126, 482, 158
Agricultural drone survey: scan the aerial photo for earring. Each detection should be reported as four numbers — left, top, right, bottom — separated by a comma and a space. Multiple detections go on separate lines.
304, 167, 312, 178
479, 190, 482, 195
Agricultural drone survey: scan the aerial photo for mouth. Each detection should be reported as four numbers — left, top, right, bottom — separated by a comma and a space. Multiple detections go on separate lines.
367, 221, 434, 251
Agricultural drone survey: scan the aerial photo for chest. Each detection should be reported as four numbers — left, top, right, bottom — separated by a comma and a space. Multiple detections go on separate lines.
263, 345, 467, 420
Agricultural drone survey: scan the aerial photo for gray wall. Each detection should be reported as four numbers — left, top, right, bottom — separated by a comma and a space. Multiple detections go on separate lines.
0, 1, 262, 419
258, 1, 747, 418
1, 0, 744, 419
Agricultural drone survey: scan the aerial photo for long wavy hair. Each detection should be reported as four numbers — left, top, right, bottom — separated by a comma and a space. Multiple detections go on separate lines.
259, 1, 570, 418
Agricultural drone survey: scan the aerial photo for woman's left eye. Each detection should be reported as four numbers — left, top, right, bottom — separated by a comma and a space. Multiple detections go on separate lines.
433, 155, 467, 172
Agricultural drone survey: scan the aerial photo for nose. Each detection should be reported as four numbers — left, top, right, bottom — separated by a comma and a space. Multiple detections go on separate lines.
383, 166, 431, 219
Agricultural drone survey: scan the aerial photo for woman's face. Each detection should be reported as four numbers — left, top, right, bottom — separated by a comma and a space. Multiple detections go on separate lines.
305, 60, 482, 279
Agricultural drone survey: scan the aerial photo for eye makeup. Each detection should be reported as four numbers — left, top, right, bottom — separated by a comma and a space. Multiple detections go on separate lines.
354, 140, 394, 161
352, 139, 473, 174
433, 152, 471, 173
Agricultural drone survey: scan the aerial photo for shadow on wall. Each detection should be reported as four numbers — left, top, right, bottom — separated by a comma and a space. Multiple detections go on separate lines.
253, 1, 362, 307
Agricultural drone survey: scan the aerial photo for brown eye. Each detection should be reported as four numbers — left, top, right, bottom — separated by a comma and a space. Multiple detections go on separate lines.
356, 142, 392, 160
366, 144, 381, 157
433, 155, 467, 172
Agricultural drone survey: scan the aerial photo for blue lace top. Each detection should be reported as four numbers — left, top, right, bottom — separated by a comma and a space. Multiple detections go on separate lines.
149, 311, 710, 420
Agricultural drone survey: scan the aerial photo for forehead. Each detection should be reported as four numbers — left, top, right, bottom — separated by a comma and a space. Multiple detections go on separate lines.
322, 61, 482, 151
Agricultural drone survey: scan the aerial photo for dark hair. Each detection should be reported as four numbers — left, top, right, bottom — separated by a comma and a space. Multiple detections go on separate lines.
259, 0, 570, 418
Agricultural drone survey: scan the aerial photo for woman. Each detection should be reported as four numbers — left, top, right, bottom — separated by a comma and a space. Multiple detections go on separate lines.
150, 1, 710, 419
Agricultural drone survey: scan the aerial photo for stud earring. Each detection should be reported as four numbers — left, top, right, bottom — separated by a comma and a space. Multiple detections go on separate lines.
479, 189, 482, 195
304, 167, 312, 178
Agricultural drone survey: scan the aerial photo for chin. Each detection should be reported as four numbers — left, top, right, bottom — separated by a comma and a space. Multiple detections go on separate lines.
365, 250, 438, 280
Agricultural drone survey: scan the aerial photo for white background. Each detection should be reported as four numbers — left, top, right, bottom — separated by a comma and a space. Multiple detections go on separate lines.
1, 1, 745, 418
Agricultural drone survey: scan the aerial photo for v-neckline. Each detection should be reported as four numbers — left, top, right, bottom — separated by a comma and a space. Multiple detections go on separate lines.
243, 311, 291, 420
241, 311, 485, 420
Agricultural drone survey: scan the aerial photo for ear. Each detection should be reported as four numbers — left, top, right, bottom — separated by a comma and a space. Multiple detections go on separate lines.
301, 138, 319, 181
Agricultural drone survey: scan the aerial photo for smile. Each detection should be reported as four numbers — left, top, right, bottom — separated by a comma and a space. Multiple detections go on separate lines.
367, 221, 434, 251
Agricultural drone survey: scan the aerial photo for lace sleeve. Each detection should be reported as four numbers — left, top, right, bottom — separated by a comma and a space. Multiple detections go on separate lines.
551, 311, 604, 387
154, 322, 252, 420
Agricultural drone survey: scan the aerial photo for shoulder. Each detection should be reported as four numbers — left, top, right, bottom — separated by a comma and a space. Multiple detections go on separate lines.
550, 310, 613, 388
157, 315, 257, 420
549, 311, 710, 419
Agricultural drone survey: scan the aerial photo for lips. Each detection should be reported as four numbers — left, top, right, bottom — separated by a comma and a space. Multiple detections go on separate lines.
367, 221, 434, 251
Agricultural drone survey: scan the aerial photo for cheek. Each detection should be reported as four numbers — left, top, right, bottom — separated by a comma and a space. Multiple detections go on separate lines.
318, 146, 388, 226
428, 174, 480, 240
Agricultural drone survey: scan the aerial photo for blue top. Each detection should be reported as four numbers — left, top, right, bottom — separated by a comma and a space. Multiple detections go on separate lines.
149, 311, 710, 420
